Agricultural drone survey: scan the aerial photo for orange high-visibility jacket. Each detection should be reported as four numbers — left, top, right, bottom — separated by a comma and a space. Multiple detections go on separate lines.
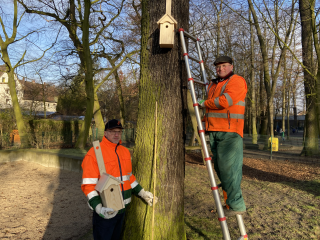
81, 136, 142, 208
203, 74, 247, 137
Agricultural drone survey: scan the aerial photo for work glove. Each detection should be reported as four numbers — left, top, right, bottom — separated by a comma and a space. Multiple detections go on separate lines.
198, 100, 205, 108
138, 189, 158, 206
95, 203, 118, 219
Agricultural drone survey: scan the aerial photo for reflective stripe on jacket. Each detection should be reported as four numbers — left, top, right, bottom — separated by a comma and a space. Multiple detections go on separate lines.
204, 74, 247, 137
81, 136, 142, 207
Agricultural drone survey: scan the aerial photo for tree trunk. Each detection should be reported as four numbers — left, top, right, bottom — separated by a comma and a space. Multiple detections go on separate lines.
1, 57, 27, 147
75, 0, 95, 149
7, 69, 27, 146
42, 83, 46, 119
259, 67, 268, 135
299, 0, 319, 155
281, 61, 287, 134
250, 9, 257, 144
121, 0, 188, 239
113, 69, 126, 127
93, 90, 105, 140
187, 91, 201, 146
287, 85, 290, 140
0, 0, 27, 147
187, 91, 205, 164
309, 0, 320, 146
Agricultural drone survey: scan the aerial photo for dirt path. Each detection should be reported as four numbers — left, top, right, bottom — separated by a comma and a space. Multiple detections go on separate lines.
0, 161, 92, 239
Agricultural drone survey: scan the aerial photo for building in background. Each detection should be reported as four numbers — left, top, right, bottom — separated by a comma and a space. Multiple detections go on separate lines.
0, 65, 58, 114
0, 65, 24, 108
21, 79, 58, 113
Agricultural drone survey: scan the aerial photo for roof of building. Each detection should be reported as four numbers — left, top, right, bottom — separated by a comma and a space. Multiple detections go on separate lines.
21, 80, 58, 102
0, 65, 7, 78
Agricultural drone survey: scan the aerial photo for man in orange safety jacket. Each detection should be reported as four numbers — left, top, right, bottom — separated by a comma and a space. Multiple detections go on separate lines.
199, 56, 247, 216
81, 119, 158, 240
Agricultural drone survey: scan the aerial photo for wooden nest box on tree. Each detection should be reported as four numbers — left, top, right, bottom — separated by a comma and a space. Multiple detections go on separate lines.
95, 173, 125, 211
157, 13, 177, 48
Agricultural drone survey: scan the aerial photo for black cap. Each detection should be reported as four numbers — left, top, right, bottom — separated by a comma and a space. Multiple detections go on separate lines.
214, 56, 233, 66
105, 119, 124, 131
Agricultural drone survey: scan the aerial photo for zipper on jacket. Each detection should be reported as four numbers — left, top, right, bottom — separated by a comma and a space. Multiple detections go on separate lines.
227, 110, 231, 129
115, 144, 125, 199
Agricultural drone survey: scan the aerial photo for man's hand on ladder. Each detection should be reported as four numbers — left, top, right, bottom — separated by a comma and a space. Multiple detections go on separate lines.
198, 99, 205, 108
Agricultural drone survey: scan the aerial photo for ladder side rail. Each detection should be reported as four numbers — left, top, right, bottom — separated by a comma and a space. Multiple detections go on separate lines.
179, 30, 231, 240
195, 41, 209, 94
236, 215, 248, 240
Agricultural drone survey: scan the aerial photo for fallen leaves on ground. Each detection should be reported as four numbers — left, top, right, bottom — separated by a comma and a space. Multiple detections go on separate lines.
185, 152, 320, 182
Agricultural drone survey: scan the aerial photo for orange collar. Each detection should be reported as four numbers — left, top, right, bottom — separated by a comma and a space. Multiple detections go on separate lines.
101, 136, 122, 149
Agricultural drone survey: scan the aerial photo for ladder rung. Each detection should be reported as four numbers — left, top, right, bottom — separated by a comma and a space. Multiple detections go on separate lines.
193, 79, 206, 86
189, 55, 201, 63
183, 31, 198, 42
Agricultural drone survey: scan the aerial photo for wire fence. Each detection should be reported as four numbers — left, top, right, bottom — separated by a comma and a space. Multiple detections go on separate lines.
186, 131, 320, 164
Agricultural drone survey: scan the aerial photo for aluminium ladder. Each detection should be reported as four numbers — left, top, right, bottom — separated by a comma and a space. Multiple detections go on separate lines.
179, 28, 248, 240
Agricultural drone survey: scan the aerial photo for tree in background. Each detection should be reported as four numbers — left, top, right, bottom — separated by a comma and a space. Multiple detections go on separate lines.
121, 0, 188, 238
299, 0, 319, 155
0, 0, 55, 146
248, 0, 297, 138
19, 0, 129, 148
56, 73, 87, 116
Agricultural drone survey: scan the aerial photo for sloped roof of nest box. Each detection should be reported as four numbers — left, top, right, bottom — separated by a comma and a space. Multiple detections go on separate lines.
157, 13, 177, 28
95, 172, 124, 192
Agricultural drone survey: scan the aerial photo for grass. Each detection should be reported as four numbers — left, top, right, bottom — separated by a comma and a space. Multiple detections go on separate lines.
184, 164, 320, 240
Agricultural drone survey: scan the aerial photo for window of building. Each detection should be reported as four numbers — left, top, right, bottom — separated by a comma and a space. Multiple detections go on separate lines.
48, 103, 50, 107
6, 99, 10, 105
6, 89, 9, 94
2, 77, 5, 83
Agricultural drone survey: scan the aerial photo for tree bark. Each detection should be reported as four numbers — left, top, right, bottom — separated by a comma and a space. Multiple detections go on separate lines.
74, 0, 94, 149
299, 0, 319, 155
281, 60, 287, 134
250, 9, 257, 144
93, 90, 105, 140
259, 65, 268, 135
121, 0, 188, 239
287, 83, 291, 140
187, 91, 201, 146
113, 69, 126, 127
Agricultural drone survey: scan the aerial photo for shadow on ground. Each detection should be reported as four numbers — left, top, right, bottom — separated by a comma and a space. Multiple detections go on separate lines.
184, 219, 211, 240
243, 164, 320, 197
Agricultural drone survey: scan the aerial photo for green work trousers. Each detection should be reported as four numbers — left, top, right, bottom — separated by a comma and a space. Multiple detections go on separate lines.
209, 131, 246, 211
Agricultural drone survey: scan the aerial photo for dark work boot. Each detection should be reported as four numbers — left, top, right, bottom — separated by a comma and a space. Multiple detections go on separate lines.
223, 206, 246, 217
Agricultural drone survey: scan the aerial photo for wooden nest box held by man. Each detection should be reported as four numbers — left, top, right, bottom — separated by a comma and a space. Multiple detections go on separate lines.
95, 173, 125, 211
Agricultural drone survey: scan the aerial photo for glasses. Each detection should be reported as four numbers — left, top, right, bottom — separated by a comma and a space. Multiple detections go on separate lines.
215, 64, 232, 70
107, 130, 123, 135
